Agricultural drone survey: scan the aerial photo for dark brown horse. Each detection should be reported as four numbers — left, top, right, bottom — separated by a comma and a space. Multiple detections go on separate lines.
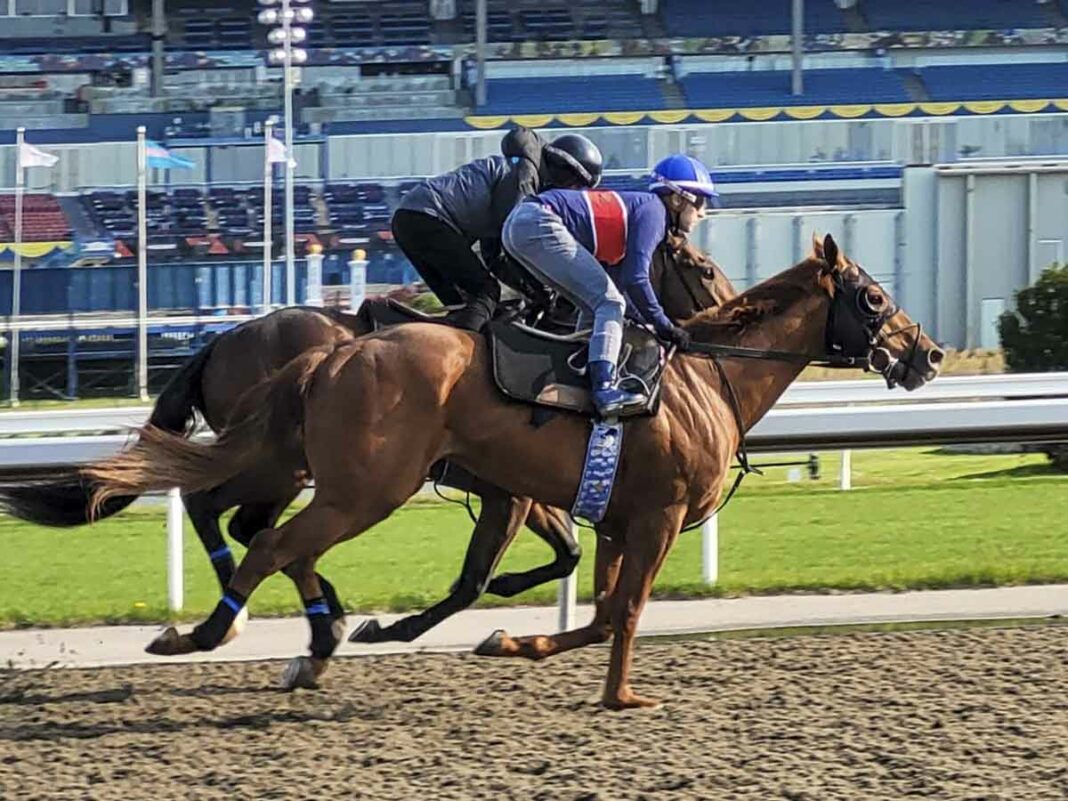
0, 238, 735, 664
84, 234, 943, 708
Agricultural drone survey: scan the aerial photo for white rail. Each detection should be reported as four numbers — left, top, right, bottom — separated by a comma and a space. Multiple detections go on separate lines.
0, 373, 1064, 623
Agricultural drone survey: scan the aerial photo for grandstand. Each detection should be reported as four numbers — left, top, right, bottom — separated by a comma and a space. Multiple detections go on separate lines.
0, 0, 1065, 398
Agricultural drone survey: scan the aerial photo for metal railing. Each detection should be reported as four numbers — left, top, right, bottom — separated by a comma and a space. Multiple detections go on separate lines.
0, 372, 1065, 623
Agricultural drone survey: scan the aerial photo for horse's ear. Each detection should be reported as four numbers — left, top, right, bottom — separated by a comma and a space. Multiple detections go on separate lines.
822, 233, 840, 273
811, 233, 824, 260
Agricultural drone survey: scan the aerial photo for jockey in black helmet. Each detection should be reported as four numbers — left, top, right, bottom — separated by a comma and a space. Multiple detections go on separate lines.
392, 128, 603, 331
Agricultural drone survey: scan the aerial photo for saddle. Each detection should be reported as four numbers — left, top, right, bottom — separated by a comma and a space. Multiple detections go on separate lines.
486, 320, 664, 419
360, 298, 666, 420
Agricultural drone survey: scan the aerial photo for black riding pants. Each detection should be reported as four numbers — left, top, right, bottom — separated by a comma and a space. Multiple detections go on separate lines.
391, 209, 500, 307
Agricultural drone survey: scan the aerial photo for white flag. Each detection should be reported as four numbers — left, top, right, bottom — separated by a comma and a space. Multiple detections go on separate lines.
18, 141, 59, 169
267, 136, 294, 167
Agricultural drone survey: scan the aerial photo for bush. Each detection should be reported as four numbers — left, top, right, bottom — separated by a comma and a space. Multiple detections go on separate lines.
998, 264, 1068, 470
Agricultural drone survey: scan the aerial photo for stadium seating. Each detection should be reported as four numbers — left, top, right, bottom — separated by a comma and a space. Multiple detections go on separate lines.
0, 194, 72, 242
917, 62, 1068, 101
679, 68, 911, 108
861, 0, 1056, 32
659, 0, 848, 38
479, 75, 669, 114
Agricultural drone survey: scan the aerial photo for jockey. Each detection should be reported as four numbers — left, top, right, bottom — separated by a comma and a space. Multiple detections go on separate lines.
392, 128, 603, 331
502, 154, 721, 418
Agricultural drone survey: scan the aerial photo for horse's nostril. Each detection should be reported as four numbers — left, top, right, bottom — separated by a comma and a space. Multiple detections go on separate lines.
928, 348, 945, 368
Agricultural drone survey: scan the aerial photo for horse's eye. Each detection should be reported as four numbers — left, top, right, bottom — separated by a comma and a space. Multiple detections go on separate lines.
861, 288, 886, 313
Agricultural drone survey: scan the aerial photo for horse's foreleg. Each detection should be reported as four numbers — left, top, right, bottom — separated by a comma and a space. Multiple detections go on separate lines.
484, 504, 581, 598
474, 531, 623, 661
601, 508, 683, 711
349, 490, 530, 645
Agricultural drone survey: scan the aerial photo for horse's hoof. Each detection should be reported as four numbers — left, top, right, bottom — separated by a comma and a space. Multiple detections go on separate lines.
280, 656, 319, 691
221, 606, 249, 646
473, 629, 507, 657
331, 616, 348, 644
145, 626, 194, 656
348, 618, 382, 644
602, 693, 661, 711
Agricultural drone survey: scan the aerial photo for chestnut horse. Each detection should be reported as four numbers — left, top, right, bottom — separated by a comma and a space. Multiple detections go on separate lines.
0, 238, 734, 665
84, 234, 942, 708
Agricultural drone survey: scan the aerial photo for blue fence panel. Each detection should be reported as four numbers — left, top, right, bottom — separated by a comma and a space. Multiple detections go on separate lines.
2, 260, 314, 317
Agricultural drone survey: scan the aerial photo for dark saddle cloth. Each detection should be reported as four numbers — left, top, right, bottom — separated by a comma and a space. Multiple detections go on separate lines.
360, 297, 666, 420
486, 320, 665, 419
360, 297, 445, 330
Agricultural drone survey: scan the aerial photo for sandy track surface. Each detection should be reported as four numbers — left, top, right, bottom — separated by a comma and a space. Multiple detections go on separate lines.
1, 625, 1065, 801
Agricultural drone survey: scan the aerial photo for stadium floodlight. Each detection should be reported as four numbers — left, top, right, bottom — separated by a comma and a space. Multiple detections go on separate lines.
268, 26, 306, 45
257, 0, 314, 307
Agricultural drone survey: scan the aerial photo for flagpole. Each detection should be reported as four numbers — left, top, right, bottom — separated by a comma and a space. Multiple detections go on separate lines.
283, 0, 296, 306
136, 126, 149, 402
263, 119, 274, 313
10, 127, 25, 406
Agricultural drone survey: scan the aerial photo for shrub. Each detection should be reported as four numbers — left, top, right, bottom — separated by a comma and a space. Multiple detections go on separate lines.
998, 263, 1068, 470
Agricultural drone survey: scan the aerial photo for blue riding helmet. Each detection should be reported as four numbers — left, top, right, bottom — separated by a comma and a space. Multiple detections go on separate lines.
649, 154, 722, 208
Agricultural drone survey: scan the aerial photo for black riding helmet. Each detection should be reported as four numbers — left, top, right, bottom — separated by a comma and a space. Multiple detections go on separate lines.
545, 134, 603, 189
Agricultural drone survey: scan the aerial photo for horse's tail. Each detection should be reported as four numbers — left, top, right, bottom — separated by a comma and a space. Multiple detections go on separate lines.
83, 345, 332, 519
0, 340, 218, 527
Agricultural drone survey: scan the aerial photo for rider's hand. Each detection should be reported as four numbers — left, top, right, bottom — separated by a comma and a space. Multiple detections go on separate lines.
659, 324, 692, 352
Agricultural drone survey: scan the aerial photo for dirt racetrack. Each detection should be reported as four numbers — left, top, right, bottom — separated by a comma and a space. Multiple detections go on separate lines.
1, 625, 1065, 801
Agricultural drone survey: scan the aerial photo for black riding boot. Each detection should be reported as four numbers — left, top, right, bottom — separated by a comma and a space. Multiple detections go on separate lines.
444, 293, 497, 332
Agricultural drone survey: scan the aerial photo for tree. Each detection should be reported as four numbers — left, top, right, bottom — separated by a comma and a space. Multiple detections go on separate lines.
998, 264, 1068, 469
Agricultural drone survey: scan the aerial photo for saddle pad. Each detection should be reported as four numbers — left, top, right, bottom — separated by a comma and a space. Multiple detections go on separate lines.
487, 320, 665, 419
363, 297, 446, 330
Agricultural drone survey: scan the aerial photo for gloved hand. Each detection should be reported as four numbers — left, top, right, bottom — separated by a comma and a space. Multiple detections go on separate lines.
659, 324, 692, 352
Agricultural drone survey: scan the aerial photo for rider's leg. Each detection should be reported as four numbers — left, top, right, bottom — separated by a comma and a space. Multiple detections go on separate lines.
391, 209, 498, 331
503, 204, 646, 417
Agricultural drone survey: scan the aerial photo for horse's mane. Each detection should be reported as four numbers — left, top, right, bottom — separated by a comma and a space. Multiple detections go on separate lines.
682, 255, 825, 338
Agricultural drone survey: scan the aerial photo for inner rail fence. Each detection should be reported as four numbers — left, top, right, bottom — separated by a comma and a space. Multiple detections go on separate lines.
1, 372, 1066, 628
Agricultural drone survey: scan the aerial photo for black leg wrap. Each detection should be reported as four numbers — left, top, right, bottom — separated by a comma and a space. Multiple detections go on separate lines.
317, 575, 345, 620
190, 591, 247, 651
308, 612, 341, 659
215, 560, 236, 591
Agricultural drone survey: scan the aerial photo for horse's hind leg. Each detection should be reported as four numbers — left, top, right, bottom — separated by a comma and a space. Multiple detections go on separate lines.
145, 488, 397, 658
349, 489, 531, 645
484, 503, 580, 598
184, 489, 236, 591
229, 497, 348, 650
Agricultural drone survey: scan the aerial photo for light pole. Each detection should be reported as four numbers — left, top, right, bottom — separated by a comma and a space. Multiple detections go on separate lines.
258, 0, 312, 306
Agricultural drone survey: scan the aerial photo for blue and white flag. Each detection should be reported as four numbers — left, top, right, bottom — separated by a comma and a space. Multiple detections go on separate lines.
146, 140, 195, 170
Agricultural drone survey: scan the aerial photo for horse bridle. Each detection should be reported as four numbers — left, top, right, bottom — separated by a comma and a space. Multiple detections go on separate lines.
677, 261, 919, 528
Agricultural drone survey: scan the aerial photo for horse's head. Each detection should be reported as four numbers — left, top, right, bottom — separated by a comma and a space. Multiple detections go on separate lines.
813, 234, 943, 391
652, 233, 737, 323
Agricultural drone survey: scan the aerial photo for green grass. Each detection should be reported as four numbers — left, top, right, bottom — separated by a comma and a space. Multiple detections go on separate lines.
0, 448, 1065, 627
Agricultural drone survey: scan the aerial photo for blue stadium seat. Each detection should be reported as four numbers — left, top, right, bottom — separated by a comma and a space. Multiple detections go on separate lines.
680, 68, 910, 108
863, 0, 1052, 31
659, 0, 847, 37
918, 63, 1068, 101
480, 75, 668, 113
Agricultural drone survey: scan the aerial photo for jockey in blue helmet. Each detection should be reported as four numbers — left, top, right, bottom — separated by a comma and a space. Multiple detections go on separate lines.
503, 153, 720, 418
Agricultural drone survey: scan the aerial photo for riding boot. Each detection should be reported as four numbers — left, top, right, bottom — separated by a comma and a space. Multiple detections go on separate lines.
588, 360, 647, 418
443, 293, 497, 332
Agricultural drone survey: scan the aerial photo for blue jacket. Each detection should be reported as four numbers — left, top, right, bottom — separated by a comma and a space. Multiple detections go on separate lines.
534, 189, 672, 333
